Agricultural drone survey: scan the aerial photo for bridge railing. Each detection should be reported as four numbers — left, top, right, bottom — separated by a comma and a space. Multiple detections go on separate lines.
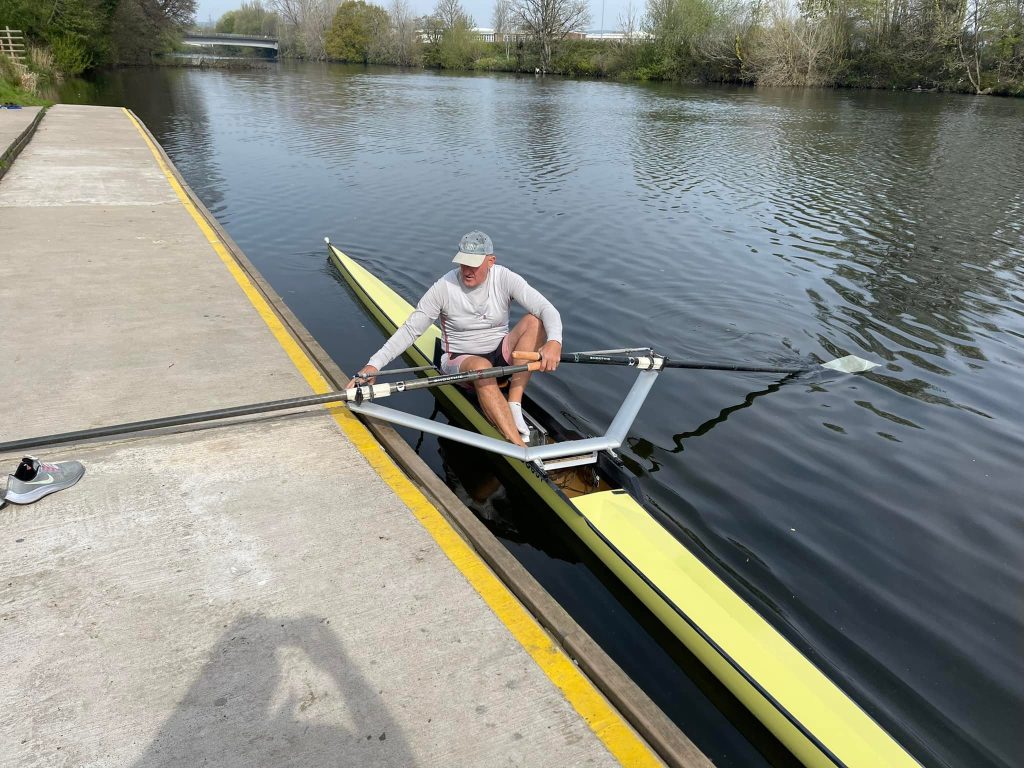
184, 32, 278, 42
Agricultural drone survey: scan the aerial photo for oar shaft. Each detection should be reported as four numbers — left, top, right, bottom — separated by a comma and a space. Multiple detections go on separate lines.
664, 359, 806, 374
513, 350, 806, 374
0, 391, 353, 454
0, 361, 541, 454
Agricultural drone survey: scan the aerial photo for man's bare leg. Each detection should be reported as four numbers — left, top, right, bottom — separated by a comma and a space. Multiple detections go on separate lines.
505, 314, 546, 404
460, 356, 526, 446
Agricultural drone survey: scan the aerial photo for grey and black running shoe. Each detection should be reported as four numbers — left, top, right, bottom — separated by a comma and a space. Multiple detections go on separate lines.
3, 456, 85, 505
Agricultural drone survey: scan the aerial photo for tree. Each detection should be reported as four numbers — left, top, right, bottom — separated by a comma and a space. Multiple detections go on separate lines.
509, 0, 590, 70
389, 0, 422, 65
645, 0, 742, 79
619, 1, 640, 40
957, 0, 986, 92
420, 0, 480, 67
325, 0, 390, 62
743, 0, 847, 85
433, 0, 474, 29
216, 1, 280, 36
156, 0, 197, 26
108, 0, 196, 67
437, 18, 482, 66
989, 0, 1024, 84
269, 0, 339, 59
492, 0, 513, 56
493, 0, 512, 33
419, 13, 446, 45
948, 0, 1018, 92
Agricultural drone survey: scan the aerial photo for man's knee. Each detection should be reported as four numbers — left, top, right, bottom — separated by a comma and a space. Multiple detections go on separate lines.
459, 355, 489, 373
526, 314, 546, 345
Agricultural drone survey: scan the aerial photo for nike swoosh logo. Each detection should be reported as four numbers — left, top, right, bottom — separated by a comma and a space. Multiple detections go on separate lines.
22, 472, 55, 486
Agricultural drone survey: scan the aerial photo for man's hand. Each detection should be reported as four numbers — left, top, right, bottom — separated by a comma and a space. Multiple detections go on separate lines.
346, 365, 379, 389
537, 341, 562, 372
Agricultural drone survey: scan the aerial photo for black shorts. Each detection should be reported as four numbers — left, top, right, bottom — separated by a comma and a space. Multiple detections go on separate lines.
446, 339, 513, 388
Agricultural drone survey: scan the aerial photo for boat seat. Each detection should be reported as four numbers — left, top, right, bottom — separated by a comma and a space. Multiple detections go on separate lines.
534, 451, 598, 470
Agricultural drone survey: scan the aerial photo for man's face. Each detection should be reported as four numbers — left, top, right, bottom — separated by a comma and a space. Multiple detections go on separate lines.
460, 254, 495, 287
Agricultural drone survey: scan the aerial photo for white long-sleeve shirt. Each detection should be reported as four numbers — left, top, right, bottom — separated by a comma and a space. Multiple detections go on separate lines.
367, 265, 562, 371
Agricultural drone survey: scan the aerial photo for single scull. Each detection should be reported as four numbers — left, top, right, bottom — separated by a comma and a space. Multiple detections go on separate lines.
326, 239, 919, 768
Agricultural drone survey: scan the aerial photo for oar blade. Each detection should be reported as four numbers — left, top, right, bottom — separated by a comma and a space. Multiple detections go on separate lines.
820, 355, 879, 373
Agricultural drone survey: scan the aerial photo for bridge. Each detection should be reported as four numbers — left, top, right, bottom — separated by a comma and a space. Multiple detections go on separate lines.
182, 32, 279, 52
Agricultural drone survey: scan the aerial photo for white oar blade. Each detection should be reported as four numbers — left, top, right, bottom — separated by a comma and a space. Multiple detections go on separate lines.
820, 355, 879, 373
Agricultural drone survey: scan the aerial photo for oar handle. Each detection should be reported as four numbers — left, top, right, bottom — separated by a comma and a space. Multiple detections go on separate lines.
512, 350, 541, 362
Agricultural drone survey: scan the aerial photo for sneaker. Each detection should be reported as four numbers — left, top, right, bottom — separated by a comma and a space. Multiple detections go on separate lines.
508, 401, 532, 442
3, 456, 85, 505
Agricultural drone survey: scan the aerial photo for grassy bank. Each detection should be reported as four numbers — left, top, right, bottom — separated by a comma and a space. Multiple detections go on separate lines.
0, 78, 50, 106
0, 51, 57, 106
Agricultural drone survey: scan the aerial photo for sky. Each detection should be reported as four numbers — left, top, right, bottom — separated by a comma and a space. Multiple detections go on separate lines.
193, 0, 639, 32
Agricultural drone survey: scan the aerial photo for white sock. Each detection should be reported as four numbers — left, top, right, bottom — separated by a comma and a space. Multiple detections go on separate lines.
508, 401, 530, 438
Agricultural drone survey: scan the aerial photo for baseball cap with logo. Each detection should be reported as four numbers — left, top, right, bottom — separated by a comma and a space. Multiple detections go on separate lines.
453, 231, 493, 268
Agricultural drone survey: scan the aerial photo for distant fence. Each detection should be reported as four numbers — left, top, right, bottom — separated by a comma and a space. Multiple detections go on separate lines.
0, 27, 25, 63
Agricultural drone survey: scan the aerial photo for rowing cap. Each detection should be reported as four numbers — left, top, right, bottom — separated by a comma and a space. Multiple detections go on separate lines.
453, 231, 493, 268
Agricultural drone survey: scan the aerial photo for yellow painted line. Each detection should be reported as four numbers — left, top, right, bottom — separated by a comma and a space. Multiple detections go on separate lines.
123, 108, 661, 767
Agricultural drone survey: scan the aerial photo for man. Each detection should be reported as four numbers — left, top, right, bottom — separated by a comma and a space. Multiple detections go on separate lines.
347, 231, 562, 447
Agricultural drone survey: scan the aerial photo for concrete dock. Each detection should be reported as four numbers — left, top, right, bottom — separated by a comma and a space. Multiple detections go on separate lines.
0, 106, 42, 180
0, 106, 696, 766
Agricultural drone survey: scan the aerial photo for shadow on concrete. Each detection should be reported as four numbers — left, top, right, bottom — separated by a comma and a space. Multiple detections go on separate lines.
132, 614, 416, 768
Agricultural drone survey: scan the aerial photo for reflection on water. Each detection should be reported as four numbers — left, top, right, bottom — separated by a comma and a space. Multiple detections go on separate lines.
65, 64, 1024, 768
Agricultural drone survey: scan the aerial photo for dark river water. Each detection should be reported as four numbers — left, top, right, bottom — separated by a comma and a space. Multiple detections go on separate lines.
65, 63, 1023, 767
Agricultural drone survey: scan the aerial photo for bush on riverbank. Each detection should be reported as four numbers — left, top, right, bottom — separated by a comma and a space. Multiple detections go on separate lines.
0, 55, 50, 105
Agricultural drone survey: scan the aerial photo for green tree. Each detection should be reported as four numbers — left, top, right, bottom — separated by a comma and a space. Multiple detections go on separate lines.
325, 0, 391, 63
109, 0, 197, 65
646, 0, 743, 80
989, 0, 1024, 87
0, 0, 196, 69
437, 18, 482, 67
216, 9, 239, 32
0, 0, 115, 73
216, 1, 280, 36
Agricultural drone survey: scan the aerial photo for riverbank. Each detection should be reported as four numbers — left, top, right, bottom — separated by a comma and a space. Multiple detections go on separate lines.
267, 38, 1024, 97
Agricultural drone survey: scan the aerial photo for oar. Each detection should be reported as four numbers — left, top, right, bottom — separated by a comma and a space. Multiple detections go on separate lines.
0, 361, 541, 454
512, 350, 878, 374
